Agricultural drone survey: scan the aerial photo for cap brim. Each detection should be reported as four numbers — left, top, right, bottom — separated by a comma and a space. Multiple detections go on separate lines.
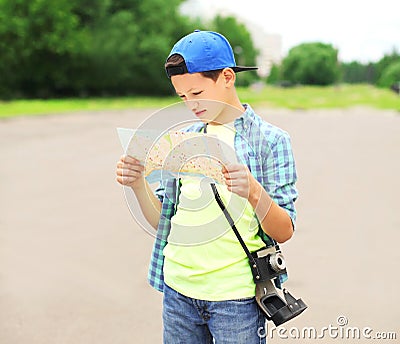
166, 65, 258, 78
232, 66, 258, 73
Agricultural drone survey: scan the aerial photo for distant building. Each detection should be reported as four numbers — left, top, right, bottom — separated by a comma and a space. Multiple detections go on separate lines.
179, 0, 282, 77
245, 22, 282, 77
180, 0, 218, 21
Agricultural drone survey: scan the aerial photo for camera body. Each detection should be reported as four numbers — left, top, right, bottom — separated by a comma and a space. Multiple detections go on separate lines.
249, 246, 287, 283
249, 245, 308, 326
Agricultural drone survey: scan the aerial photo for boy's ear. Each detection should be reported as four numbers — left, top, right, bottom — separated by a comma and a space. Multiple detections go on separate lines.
221, 68, 236, 87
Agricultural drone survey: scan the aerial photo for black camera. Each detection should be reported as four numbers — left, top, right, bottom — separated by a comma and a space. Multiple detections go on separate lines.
250, 246, 287, 282
249, 246, 307, 326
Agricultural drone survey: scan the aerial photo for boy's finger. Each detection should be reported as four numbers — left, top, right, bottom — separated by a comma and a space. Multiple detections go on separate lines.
222, 163, 242, 172
116, 175, 137, 185
116, 167, 143, 177
116, 160, 144, 171
121, 154, 141, 164
122, 158, 145, 169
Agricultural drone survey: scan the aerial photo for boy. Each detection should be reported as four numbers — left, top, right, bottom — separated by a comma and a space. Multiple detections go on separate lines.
116, 30, 298, 343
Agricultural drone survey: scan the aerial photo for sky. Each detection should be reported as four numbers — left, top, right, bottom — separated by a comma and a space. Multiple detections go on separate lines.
180, 0, 400, 63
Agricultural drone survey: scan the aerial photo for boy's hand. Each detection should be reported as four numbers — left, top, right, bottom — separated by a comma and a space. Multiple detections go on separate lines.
116, 155, 145, 189
222, 164, 260, 200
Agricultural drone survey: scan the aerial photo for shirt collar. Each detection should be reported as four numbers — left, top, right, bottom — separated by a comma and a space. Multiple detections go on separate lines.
234, 103, 255, 133
189, 103, 255, 133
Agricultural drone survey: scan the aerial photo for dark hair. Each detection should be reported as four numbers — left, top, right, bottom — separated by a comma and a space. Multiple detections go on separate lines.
165, 54, 222, 81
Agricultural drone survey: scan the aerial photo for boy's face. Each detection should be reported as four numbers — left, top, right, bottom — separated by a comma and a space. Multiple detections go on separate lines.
171, 72, 230, 124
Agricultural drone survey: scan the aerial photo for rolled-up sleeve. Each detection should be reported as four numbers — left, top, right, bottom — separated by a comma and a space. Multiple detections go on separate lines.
264, 133, 298, 227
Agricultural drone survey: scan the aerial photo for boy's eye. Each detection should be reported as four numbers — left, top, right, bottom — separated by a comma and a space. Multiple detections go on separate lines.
192, 91, 203, 96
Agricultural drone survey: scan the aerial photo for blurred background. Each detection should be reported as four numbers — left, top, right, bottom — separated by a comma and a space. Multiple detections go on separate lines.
0, 0, 399, 103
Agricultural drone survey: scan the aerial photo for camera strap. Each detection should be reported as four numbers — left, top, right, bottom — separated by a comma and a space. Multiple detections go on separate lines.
210, 182, 308, 326
210, 183, 264, 281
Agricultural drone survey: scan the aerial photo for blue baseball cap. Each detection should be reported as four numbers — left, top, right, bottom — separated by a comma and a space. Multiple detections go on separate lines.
165, 30, 258, 78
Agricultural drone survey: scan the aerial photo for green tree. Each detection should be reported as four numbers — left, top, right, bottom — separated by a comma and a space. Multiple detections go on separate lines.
374, 49, 400, 85
282, 42, 340, 85
0, 0, 193, 98
377, 61, 400, 88
87, 17, 175, 95
341, 61, 376, 84
210, 15, 259, 87
266, 64, 281, 85
105, 0, 192, 95
0, 0, 83, 98
71, 0, 108, 26
70, 0, 193, 96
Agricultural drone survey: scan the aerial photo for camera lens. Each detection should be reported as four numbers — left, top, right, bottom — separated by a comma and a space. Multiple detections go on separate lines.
269, 253, 286, 272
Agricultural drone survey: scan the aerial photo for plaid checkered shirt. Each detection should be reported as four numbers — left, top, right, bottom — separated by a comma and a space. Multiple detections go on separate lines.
147, 104, 298, 292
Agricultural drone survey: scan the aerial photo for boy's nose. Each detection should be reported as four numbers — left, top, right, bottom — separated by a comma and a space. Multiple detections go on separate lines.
187, 100, 199, 112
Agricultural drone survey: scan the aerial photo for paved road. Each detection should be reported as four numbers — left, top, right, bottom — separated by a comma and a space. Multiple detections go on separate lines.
1, 107, 399, 343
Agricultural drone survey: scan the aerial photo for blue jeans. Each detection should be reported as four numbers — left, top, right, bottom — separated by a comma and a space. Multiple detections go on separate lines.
163, 283, 266, 344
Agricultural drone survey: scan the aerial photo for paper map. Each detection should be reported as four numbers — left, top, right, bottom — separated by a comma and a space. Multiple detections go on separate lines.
117, 128, 230, 184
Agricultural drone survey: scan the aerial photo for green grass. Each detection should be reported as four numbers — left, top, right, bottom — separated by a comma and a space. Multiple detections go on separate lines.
237, 84, 400, 110
0, 96, 177, 118
0, 84, 399, 118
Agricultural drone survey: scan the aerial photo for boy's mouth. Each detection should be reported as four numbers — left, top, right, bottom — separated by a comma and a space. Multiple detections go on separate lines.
194, 109, 206, 117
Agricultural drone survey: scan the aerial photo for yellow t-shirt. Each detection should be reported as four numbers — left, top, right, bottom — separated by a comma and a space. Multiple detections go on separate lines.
163, 123, 265, 301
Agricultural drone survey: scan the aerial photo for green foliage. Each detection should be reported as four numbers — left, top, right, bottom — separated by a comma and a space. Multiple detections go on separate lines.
282, 42, 340, 85
0, 0, 83, 98
0, 0, 192, 98
377, 61, 400, 88
71, 0, 109, 26
340, 61, 376, 84
210, 15, 259, 86
374, 49, 400, 84
266, 64, 281, 85
338, 50, 400, 88
0, 1, 265, 98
